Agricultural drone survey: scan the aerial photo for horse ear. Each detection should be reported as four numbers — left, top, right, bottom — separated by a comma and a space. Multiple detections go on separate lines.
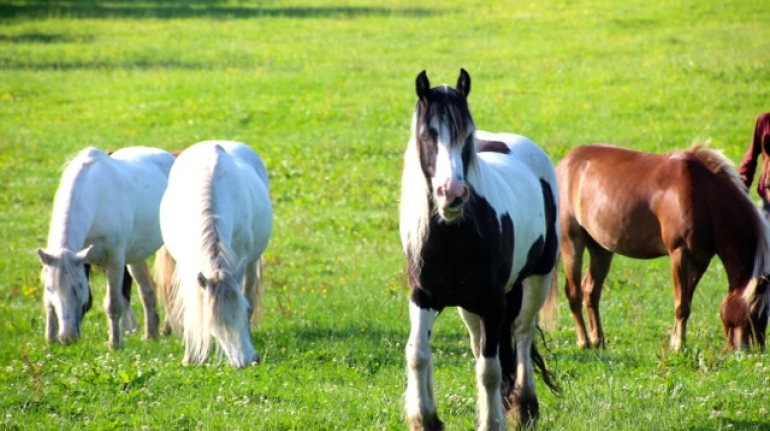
416, 70, 431, 102
762, 134, 770, 157
37, 248, 55, 266
74, 245, 94, 265
456, 68, 471, 98
197, 272, 208, 289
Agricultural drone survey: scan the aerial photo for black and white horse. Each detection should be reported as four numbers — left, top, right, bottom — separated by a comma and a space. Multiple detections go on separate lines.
399, 69, 560, 430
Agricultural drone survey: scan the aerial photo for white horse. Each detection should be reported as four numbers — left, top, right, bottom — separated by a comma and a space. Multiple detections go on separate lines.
158, 141, 272, 369
37, 146, 175, 348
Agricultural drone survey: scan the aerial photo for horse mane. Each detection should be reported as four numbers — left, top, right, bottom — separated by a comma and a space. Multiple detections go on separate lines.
688, 143, 770, 308
47, 148, 110, 250
687, 143, 745, 192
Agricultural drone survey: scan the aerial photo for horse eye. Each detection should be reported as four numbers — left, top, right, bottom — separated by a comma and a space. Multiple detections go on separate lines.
428, 128, 438, 139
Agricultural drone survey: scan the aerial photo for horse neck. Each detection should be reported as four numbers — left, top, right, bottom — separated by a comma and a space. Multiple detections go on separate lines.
712, 192, 770, 291
47, 164, 100, 251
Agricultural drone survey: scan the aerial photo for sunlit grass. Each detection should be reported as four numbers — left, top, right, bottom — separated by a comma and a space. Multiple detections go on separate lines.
1, 0, 770, 429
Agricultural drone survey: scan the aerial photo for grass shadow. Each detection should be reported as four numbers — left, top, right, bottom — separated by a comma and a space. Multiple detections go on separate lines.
0, 1, 442, 20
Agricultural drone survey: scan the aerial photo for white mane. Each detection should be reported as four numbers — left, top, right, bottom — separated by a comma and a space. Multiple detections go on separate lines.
47, 147, 109, 250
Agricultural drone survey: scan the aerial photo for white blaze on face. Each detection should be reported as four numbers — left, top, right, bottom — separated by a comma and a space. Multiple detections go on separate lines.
430, 117, 468, 214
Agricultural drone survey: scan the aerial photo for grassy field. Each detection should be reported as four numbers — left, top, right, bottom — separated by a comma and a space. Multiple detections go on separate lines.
1, 0, 770, 430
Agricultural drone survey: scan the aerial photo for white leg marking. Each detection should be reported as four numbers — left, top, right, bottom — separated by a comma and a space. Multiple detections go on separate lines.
405, 301, 438, 428
458, 307, 481, 359
476, 355, 506, 431
512, 275, 550, 423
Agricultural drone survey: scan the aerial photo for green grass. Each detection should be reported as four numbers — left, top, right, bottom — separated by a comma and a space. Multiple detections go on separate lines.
2, 0, 770, 429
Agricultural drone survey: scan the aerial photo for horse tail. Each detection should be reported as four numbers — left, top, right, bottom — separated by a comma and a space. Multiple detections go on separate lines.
531, 330, 560, 395
540, 255, 560, 331
154, 245, 182, 334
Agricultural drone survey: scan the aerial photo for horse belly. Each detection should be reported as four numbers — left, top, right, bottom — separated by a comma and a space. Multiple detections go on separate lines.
582, 209, 667, 258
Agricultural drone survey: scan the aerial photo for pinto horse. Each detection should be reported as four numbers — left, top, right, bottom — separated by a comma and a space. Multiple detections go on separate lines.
400, 69, 560, 431
37, 146, 174, 348
553, 143, 770, 351
158, 141, 272, 368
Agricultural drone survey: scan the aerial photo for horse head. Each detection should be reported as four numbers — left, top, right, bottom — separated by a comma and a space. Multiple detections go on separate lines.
195, 259, 257, 367
720, 277, 769, 350
36, 245, 94, 344
412, 69, 476, 222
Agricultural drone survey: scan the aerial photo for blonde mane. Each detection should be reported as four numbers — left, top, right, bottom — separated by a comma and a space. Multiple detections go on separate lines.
688, 143, 770, 306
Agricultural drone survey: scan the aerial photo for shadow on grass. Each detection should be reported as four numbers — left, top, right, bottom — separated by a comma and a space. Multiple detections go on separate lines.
691, 421, 770, 431
0, 33, 95, 43
0, 0, 441, 20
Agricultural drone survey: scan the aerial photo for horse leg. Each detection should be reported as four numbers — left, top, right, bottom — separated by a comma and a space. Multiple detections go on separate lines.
127, 261, 160, 340
119, 267, 139, 335
584, 242, 613, 348
510, 274, 551, 427
46, 305, 59, 344
669, 248, 708, 350
405, 301, 443, 431
476, 298, 506, 431
561, 228, 590, 348
104, 261, 127, 349
153, 245, 179, 335
242, 259, 261, 324
459, 307, 481, 359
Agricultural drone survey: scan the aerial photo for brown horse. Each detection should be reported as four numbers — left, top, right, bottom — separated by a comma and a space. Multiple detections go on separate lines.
552, 143, 770, 350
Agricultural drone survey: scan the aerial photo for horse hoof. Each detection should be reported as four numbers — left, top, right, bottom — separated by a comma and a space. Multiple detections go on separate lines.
409, 413, 444, 431
59, 335, 79, 345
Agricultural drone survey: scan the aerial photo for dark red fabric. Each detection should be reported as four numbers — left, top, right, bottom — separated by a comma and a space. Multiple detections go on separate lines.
738, 113, 770, 202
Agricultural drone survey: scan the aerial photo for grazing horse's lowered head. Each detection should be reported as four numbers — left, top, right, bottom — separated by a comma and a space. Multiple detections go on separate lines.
37, 246, 94, 344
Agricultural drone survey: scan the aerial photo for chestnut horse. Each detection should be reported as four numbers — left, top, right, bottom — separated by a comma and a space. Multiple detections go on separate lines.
400, 69, 559, 431
552, 143, 770, 350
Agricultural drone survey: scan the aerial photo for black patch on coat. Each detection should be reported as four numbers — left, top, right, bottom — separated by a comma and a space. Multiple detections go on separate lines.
476, 140, 510, 154
534, 178, 558, 274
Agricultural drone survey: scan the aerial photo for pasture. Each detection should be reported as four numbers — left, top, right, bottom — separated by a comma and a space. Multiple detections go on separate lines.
1, 0, 769, 429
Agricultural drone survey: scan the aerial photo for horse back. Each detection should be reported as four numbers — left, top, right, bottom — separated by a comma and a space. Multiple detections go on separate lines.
557, 144, 713, 258
50, 147, 171, 261
162, 141, 272, 262
473, 132, 559, 287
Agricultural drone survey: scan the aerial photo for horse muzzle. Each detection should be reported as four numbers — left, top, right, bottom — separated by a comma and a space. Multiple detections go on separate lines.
435, 179, 469, 221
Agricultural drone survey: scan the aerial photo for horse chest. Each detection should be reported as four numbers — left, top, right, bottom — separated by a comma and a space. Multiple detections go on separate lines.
410, 218, 512, 311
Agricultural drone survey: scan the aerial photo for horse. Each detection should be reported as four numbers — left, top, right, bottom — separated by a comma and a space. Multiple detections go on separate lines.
552, 143, 770, 351
37, 146, 175, 348
157, 140, 272, 369
400, 69, 560, 431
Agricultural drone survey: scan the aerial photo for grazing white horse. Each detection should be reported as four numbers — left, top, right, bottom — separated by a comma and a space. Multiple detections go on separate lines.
158, 141, 272, 368
37, 146, 175, 348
